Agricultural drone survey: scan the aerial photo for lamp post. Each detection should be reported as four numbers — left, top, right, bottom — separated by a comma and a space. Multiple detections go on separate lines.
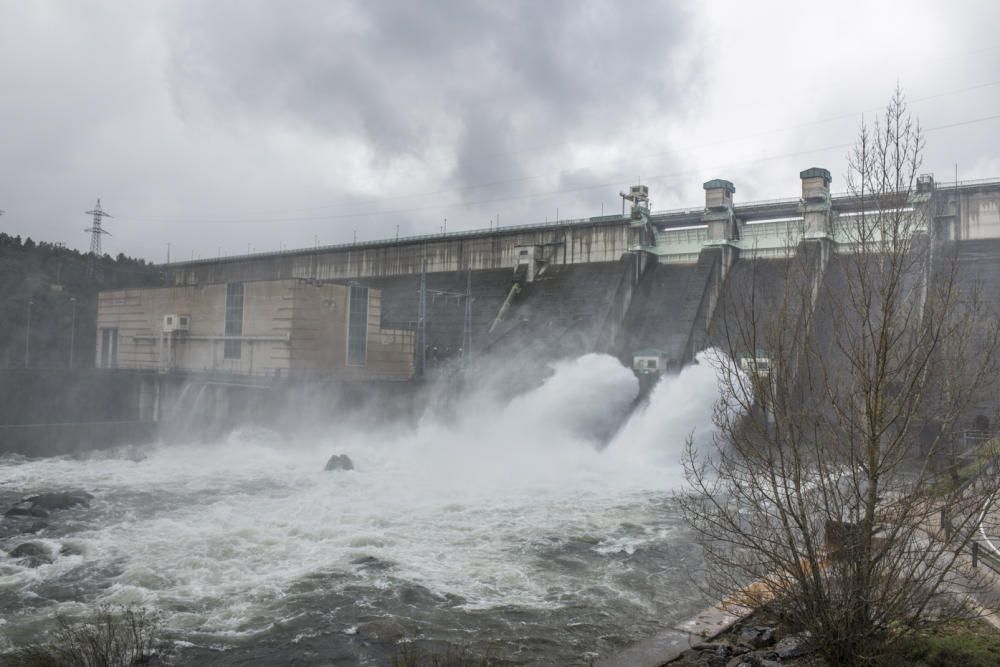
69, 297, 77, 369
24, 300, 33, 368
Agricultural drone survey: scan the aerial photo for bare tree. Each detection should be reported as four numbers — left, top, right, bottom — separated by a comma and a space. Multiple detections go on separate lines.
679, 88, 1000, 665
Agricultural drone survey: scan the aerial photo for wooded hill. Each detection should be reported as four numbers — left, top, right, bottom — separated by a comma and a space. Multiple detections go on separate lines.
0, 233, 161, 369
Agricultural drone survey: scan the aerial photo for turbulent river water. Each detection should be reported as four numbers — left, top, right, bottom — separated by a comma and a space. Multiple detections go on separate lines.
0, 353, 724, 665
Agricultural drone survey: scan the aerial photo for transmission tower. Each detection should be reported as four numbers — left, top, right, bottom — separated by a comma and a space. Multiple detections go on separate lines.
84, 198, 112, 283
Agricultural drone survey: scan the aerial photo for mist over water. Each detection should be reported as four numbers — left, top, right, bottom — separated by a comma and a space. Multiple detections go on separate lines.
0, 352, 725, 664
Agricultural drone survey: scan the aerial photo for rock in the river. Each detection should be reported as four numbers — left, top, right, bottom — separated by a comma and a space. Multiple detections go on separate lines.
4, 491, 93, 520
4, 501, 48, 518
0, 516, 47, 538
27, 491, 93, 512
9, 541, 53, 567
60, 542, 85, 557
2, 491, 92, 538
356, 619, 406, 643
325, 454, 354, 471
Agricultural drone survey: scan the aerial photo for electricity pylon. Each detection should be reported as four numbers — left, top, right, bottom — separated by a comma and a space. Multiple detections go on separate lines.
84, 199, 112, 283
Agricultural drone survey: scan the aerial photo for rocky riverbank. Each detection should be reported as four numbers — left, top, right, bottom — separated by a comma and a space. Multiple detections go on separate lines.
668, 611, 817, 667
666, 606, 1000, 667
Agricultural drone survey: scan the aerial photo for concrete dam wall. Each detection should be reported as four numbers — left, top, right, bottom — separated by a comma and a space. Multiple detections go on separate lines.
73, 173, 1000, 442
12, 172, 1000, 456
0, 368, 163, 456
148, 174, 1000, 382
166, 217, 640, 286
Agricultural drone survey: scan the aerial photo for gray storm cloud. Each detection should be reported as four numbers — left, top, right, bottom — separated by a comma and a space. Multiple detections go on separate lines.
0, 1, 998, 260
164, 1, 696, 195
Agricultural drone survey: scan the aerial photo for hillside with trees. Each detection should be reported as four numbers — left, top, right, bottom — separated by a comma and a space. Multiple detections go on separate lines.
0, 233, 162, 369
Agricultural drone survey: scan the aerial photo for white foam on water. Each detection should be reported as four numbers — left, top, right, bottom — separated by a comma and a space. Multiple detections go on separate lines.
0, 352, 729, 646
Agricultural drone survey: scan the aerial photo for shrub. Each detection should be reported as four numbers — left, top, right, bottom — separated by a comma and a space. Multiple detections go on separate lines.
5, 605, 162, 667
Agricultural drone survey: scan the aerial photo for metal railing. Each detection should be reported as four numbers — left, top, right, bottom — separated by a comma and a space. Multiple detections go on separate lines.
935, 177, 1000, 189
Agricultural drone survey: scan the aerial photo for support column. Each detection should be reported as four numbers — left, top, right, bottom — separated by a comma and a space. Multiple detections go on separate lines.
702, 179, 737, 241
799, 167, 832, 237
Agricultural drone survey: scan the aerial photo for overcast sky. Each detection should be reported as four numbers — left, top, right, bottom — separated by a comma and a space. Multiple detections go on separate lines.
2, 1, 999, 263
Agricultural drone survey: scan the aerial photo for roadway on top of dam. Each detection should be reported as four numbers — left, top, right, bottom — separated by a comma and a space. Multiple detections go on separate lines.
161, 177, 1000, 270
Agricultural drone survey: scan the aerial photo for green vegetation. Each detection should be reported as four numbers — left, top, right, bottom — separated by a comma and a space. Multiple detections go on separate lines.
5, 605, 162, 667
956, 438, 1000, 482
0, 233, 159, 369
880, 620, 1000, 667
929, 436, 1000, 497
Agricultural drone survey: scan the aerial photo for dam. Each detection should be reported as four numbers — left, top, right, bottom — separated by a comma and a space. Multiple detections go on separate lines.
95, 168, 1000, 392
6, 167, 999, 453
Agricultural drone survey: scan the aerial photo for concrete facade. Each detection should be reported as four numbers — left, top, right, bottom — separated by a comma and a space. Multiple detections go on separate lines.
166, 218, 639, 286
96, 279, 414, 381
938, 184, 1000, 240
159, 175, 1000, 287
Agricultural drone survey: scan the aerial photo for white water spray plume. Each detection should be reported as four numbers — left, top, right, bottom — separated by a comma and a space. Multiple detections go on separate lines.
0, 351, 732, 664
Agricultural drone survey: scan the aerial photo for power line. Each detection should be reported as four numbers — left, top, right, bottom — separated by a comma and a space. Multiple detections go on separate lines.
925, 113, 1000, 132
114, 112, 1000, 226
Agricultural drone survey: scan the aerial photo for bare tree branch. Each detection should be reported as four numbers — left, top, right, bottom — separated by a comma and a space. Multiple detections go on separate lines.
678, 88, 1000, 666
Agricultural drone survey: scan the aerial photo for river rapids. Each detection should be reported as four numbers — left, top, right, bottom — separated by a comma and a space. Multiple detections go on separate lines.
0, 353, 723, 665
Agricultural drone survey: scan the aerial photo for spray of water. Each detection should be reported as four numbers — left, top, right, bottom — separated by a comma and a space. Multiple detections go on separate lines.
607, 348, 727, 467
0, 351, 731, 660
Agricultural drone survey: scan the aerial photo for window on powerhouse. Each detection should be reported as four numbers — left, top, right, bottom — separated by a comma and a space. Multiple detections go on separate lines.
100, 328, 118, 368
224, 282, 244, 359
347, 284, 368, 366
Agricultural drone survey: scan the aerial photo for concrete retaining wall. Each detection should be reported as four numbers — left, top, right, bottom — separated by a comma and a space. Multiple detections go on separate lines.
0, 368, 154, 426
